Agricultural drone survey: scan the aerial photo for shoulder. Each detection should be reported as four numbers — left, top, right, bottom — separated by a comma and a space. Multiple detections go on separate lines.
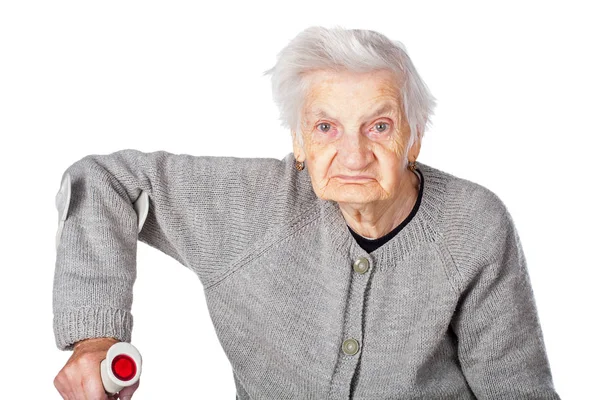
419, 162, 517, 284
194, 151, 320, 226
419, 161, 511, 229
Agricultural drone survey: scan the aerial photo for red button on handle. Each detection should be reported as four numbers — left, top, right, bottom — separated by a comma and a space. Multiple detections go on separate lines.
112, 354, 137, 381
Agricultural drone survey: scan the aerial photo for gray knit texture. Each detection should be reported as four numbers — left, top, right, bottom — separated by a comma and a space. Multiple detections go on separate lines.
53, 149, 561, 399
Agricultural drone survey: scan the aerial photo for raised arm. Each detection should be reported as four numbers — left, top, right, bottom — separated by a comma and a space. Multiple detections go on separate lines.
52, 149, 301, 351
446, 185, 561, 399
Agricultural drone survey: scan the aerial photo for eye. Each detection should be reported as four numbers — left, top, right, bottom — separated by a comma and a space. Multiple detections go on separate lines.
373, 122, 390, 133
317, 122, 331, 133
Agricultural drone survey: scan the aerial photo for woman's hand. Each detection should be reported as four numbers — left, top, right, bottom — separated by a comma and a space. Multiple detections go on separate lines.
54, 337, 141, 400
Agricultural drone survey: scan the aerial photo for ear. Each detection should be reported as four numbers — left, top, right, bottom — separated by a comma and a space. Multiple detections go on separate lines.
407, 134, 422, 162
292, 130, 306, 161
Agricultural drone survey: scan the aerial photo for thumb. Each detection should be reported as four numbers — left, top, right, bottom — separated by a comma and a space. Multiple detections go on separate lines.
117, 379, 140, 400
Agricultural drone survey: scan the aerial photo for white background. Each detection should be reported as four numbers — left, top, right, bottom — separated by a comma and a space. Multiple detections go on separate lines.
0, 0, 598, 398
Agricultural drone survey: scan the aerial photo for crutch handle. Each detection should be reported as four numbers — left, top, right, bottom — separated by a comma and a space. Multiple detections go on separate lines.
100, 342, 142, 394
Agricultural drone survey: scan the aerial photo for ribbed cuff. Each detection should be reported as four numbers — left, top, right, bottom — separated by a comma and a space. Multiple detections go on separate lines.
53, 307, 133, 351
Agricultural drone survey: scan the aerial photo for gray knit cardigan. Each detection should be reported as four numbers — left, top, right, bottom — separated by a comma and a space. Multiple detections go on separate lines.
52, 149, 561, 399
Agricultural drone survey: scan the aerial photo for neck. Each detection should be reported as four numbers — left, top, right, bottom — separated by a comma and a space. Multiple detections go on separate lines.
339, 169, 420, 239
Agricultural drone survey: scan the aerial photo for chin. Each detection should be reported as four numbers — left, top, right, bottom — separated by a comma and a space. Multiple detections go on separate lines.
325, 189, 380, 204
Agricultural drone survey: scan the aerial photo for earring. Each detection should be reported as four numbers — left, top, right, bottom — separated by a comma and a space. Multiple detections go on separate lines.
408, 160, 417, 172
295, 159, 305, 171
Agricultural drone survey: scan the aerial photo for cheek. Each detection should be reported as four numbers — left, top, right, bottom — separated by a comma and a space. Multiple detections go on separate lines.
306, 156, 329, 179
304, 142, 333, 167
377, 154, 404, 181
370, 135, 405, 173
381, 157, 403, 192
386, 129, 407, 157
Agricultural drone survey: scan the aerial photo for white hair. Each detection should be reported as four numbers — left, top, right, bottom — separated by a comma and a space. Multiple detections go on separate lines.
263, 25, 437, 153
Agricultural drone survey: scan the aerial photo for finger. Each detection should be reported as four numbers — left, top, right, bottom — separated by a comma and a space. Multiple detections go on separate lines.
117, 379, 140, 400
54, 385, 71, 400
75, 378, 88, 400
81, 373, 108, 400
56, 371, 81, 400
53, 374, 74, 399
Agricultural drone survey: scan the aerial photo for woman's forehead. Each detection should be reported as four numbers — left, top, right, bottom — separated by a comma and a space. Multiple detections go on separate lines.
305, 69, 398, 92
302, 69, 401, 113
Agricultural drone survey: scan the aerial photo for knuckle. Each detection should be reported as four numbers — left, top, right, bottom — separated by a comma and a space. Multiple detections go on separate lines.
62, 364, 78, 378
79, 351, 98, 363
62, 363, 87, 381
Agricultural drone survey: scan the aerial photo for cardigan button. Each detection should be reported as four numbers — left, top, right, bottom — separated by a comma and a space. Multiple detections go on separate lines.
353, 257, 370, 274
342, 338, 360, 356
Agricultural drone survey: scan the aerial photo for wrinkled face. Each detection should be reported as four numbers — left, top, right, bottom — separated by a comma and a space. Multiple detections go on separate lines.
293, 68, 420, 205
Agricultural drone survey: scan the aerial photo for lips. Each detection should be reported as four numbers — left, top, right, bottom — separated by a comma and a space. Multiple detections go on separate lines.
333, 175, 375, 181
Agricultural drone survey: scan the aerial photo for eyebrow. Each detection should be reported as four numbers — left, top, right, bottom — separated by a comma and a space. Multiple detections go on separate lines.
309, 102, 397, 122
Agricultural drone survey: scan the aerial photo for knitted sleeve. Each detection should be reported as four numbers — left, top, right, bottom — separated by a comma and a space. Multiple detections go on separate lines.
52, 149, 294, 351
445, 183, 561, 399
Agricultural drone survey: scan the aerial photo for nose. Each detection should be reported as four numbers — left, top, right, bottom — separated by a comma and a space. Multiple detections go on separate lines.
337, 129, 373, 171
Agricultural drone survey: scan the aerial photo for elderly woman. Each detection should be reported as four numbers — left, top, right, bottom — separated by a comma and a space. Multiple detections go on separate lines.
53, 26, 561, 399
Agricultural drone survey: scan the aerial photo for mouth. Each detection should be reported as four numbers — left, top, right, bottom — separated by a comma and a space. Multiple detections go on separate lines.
333, 175, 375, 182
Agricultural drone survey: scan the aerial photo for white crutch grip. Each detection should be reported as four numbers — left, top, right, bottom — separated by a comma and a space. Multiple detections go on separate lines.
100, 342, 142, 394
